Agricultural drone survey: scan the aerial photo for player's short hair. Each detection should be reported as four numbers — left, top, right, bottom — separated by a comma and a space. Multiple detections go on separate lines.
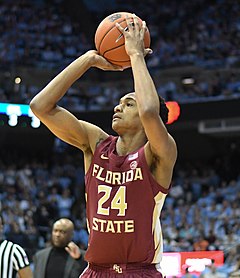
159, 96, 169, 125
120, 92, 169, 124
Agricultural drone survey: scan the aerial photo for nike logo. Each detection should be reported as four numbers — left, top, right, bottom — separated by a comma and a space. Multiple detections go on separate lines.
100, 154, 109, 160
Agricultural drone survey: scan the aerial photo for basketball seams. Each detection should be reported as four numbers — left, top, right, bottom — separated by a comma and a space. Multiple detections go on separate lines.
107, 58, 130, 64
102, 26, 149, 58
103, 42, 125, 54
95, 18, 127, 51
103, 42, 130, 63
94, 12, 150, 67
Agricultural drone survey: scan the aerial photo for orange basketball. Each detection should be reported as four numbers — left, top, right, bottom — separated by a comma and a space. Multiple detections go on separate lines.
94, 12, 151, 68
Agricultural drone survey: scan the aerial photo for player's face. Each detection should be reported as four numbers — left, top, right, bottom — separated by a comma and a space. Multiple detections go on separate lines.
112, 92, 142, 133
51, 222, 72, 248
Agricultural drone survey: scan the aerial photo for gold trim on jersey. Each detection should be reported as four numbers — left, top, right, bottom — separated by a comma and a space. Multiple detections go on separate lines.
152, 192, 166, 263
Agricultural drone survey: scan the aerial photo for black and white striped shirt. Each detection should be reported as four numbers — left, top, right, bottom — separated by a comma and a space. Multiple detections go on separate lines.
0, 240, 30, 278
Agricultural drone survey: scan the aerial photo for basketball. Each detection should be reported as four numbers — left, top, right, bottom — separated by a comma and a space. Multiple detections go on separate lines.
94, 12, 151, 68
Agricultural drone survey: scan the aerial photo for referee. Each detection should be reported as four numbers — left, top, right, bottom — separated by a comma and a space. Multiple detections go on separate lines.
0, 215, 33, 278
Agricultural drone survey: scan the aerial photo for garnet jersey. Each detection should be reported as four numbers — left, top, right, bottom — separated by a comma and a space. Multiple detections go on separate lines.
85, 136, 169, 264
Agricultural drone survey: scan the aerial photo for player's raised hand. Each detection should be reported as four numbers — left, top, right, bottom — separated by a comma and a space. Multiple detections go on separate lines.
116, 14, 152, 58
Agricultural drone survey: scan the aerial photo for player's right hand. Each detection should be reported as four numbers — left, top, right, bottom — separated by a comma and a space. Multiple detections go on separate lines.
87, 50, 123, 71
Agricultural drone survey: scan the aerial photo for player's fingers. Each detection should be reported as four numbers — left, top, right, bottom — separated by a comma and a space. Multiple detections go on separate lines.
140, 21, 147, 39
115, 22, 125, 33
132, 14, 140, 32
125, 14, 134, 31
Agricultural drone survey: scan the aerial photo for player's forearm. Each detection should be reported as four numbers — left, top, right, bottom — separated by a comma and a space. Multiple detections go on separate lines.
130, 54, 160, 116
30, 51, 94, 115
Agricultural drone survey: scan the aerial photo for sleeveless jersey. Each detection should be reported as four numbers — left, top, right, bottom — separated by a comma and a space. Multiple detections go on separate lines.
84, 136, 169, 265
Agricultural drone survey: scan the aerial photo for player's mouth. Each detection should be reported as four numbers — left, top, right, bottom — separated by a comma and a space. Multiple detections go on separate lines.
113, 114, 121, 120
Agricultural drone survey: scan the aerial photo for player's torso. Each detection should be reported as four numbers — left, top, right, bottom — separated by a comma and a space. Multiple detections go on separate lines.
85, 136, 166, 264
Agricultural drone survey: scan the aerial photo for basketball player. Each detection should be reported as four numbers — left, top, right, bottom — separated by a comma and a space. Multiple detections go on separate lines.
30, 14, 177, 277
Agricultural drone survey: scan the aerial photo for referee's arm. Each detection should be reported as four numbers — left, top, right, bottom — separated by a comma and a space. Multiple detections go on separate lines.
13, 243, 33, 278
18, 266, 33, 278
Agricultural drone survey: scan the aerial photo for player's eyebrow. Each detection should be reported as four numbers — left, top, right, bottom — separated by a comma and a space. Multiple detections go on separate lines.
120, 96, 136, 103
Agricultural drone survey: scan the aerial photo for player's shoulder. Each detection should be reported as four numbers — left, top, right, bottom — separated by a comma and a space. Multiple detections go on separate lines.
96, 134, 116, 148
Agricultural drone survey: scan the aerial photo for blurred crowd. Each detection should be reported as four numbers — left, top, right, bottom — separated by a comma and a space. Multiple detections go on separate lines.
1, 70, 240, 113
1, 0, 240, 111
0, 148, 88, 257
1, 0, 240, 70
0, 141, 240, 276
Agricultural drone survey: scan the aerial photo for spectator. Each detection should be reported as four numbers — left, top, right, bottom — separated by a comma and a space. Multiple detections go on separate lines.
200, 260, 226, 278
33, 218, 87, 278
229, 256, 240, 278
193, 233, 209, 251
182, 267, 198, 278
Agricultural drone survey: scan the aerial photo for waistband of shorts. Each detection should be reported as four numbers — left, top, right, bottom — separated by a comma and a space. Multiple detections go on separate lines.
89, 263, 157, 272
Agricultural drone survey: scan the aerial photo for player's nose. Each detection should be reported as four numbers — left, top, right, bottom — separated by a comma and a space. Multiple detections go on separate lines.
114, 104, 123, 113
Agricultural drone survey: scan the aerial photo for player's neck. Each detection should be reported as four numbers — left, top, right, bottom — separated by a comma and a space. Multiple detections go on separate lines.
116, 134, 146, 156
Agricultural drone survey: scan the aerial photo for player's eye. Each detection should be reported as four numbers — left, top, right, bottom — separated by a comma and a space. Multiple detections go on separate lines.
126, 102, 133, 107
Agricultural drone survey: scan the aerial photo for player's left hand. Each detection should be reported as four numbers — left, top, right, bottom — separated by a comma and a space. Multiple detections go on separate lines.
116, 14, 152, 58
65, 241, 82, 259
